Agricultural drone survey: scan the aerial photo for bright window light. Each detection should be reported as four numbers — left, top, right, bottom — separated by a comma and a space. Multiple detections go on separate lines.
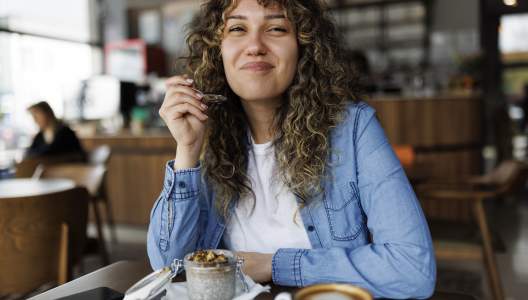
0, 0, 94, 42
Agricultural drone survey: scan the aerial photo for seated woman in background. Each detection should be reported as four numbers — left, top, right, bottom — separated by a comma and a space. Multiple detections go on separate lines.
26, 101, 86, 161
148, 0, 436, 298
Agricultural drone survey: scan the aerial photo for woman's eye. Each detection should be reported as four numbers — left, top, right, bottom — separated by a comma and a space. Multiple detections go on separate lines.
228, 26, 244, 32
269, 27, 287, 32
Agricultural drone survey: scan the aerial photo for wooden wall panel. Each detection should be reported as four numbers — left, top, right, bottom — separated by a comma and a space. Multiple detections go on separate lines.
415, 150, 482, 179
368, 95, 483, 222
82, 133, 176, 225
368, 95, 482, 147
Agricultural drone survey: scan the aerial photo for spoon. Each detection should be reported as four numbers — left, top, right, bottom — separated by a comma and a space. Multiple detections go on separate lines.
201, 93, 228, 104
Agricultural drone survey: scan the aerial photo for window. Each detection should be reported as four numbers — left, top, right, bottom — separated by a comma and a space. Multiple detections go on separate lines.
500, 13, 528, 97
0, 0, 94, 42
0, 0, 101, 152
500, 13, 528, 63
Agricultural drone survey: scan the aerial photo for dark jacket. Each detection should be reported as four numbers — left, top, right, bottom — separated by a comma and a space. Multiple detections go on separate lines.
26, 123, 86, 161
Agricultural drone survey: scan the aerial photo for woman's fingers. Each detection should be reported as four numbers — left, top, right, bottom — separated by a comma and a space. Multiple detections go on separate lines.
164, 90, 207, 112
165, 74, 194, 87
163, 75, 204, 105
159, 74, 208, 123
166, 81, 203, 100
161, 76, 207, 113
163, 103, 208, 122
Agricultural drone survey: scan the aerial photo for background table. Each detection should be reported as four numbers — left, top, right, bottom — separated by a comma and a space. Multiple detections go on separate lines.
0, 178, 75, 198
29, 260, 476, 300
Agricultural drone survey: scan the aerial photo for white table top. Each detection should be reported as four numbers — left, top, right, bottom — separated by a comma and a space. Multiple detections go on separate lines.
0, 178, 76, 198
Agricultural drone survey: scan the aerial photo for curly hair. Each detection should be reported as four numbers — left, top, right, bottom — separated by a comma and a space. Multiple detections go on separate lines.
184, 0, 358, 218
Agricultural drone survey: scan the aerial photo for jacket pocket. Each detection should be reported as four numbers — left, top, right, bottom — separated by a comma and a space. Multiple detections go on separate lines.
323, 181, 364, 241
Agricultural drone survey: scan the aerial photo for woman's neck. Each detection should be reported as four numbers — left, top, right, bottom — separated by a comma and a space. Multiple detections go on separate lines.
240, 98, 281, 144
44, 120, 58, 132
43, 122, 57, 144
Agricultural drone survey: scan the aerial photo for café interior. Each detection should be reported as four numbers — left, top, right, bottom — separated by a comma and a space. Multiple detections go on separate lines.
1, 0, 528, 299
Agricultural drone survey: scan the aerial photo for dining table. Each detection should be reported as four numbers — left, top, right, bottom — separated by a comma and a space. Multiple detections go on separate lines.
0, 178, 76, 198
29, 260, 476, 300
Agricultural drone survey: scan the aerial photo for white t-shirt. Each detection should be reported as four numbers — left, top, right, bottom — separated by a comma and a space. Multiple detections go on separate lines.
222, 140, 312, 254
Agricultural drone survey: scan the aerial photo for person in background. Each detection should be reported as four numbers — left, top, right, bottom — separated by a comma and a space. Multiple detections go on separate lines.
26, 101, 86, 161
148, 0, 436, 298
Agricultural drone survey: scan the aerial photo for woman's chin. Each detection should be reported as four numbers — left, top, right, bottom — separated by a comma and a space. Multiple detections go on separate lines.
234, 88, 284, 103
238, 94, 283, 104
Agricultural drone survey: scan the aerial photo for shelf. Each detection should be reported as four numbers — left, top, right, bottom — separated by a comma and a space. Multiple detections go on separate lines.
339, 17, 424, 32
332, 0, 431, 67
328, 0, 425, 11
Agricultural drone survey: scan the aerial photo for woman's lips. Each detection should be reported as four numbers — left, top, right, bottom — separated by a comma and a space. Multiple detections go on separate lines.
240, 62, 274, 71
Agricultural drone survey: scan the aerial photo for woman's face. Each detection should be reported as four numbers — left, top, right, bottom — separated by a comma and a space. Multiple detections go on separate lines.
29, 109, 49, 130
220, 0, 298, 104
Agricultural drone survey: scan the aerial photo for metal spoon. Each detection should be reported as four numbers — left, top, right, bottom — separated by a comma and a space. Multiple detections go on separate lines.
201, 93, 228, 105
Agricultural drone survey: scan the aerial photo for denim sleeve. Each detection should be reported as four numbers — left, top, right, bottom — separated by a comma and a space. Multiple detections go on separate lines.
147, 160, 208, 270
272, 105, 436, 299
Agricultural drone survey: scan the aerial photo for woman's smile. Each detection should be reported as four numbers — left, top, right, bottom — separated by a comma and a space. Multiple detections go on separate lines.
240, 61, 275, 72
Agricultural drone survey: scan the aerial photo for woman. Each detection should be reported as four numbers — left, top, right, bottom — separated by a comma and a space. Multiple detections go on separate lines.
148, 0, 436, 298
26, 101, 86, 161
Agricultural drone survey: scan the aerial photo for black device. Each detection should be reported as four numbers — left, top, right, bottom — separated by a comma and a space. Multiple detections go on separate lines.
55, 287, 123, 300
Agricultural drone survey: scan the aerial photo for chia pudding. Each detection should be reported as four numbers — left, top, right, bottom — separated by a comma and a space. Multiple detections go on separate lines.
184, 249, 238, 300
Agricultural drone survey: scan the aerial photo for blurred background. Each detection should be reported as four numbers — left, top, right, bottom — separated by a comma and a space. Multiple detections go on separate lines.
0, 0, 527, 299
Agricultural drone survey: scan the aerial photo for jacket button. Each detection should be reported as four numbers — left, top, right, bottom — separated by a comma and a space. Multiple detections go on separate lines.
307, 225, 315, 232
178, 181, 186, 188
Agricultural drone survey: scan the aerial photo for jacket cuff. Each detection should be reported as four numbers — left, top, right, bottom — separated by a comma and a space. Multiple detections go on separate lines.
272, 248, 306, 287
162, 160, 201, 201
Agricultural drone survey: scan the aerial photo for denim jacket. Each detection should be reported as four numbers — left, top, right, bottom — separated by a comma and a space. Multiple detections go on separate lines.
147, 102, 436, 299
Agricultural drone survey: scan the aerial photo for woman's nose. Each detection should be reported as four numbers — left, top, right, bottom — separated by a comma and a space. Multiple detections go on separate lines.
245, 33, 267, 56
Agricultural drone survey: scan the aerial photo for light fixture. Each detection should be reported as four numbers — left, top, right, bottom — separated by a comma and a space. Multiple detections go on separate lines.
503, 0, 518, 6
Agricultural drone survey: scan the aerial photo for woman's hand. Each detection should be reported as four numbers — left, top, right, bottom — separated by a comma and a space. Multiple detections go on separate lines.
235, 252, 273, 283
159, 75, 208, 170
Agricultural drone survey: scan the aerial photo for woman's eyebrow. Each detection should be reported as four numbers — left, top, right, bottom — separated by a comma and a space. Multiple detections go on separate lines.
265, 14, 286, 20
225, 14, 286, 21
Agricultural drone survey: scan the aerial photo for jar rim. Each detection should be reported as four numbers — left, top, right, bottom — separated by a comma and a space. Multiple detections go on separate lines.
184, 249, 237, 268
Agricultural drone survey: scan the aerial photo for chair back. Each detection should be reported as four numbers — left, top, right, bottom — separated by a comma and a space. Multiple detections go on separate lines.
15, 154, 86, 178
476, 160, 528, 195
0, 187, 89, 293
89, 145, 111, 166
501, 160, 528, 195
40, 164, 106, 196
14, 158, 41, 178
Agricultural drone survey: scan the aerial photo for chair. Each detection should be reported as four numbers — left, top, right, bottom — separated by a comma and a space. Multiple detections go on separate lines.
40, 164, 110, 266
88, 145, 111, 165
88, 145, 117, 243
15, 154, 86, 178
416, 160, 528, 300
0, 187, 89, 296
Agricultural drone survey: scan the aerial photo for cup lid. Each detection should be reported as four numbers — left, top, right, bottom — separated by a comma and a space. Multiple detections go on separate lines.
294, 284, 373, 300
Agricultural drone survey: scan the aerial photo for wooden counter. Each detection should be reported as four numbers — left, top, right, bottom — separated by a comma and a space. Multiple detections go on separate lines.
368, 94, 483, 221
81, 132, 176, 225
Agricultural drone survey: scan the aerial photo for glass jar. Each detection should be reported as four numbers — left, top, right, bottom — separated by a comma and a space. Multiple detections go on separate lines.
183, 250, 242, 300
